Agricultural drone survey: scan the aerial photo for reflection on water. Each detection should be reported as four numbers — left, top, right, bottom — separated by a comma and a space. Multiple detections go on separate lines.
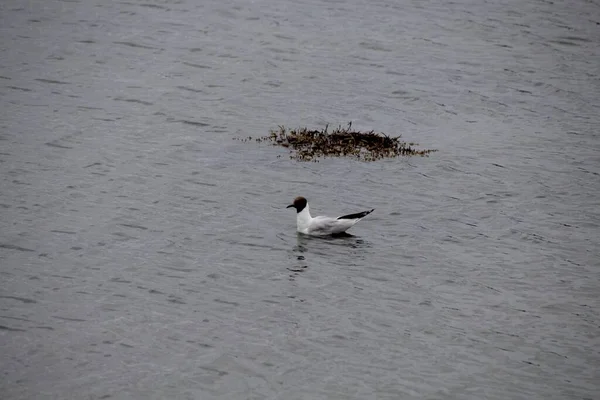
288, 233, 374, 278
294, 232, 372, 254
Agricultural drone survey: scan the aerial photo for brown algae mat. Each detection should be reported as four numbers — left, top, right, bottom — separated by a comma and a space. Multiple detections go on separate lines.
236, 123, 437, 162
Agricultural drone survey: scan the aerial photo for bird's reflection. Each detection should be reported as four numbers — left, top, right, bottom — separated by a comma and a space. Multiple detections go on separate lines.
287, 232, 372, 278
294, 232, 371, 250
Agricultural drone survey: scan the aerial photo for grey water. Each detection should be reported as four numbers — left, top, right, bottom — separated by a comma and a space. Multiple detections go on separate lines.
1, 0, 599, 399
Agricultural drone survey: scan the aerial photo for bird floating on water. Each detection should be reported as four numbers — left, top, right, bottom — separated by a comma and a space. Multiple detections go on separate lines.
286, 196, 374, 236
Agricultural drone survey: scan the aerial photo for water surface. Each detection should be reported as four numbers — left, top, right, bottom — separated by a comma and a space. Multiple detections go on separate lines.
1, 0, 599, 399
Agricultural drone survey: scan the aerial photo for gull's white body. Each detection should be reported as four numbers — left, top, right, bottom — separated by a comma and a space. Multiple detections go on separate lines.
295, 203, 373, 236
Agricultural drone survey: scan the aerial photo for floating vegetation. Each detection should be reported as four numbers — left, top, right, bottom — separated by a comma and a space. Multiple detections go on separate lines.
235, 123, 437, 162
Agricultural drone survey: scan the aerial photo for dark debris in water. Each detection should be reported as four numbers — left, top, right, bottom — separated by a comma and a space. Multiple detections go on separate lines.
235, 123, 437, 162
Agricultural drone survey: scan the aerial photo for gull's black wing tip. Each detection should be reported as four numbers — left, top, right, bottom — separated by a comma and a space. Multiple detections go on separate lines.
337, 209, 375, 220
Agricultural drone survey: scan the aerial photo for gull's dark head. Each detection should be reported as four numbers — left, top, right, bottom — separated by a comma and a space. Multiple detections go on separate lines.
286, 196, 307, 213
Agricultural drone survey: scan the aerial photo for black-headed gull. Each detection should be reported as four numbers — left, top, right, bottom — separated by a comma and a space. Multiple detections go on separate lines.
286, 196, 374, 236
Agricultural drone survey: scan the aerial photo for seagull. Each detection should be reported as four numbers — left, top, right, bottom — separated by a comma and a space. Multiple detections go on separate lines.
286, 196, 374, 236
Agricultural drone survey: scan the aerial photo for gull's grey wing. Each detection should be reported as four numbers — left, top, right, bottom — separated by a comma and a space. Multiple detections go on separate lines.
337, 209, 375, 220
309, 216, 355, 235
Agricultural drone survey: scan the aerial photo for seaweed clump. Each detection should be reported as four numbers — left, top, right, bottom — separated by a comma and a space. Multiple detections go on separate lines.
249, 123, 436, 162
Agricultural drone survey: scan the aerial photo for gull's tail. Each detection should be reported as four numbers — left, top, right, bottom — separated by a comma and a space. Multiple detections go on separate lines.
337, 209, 375, 220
